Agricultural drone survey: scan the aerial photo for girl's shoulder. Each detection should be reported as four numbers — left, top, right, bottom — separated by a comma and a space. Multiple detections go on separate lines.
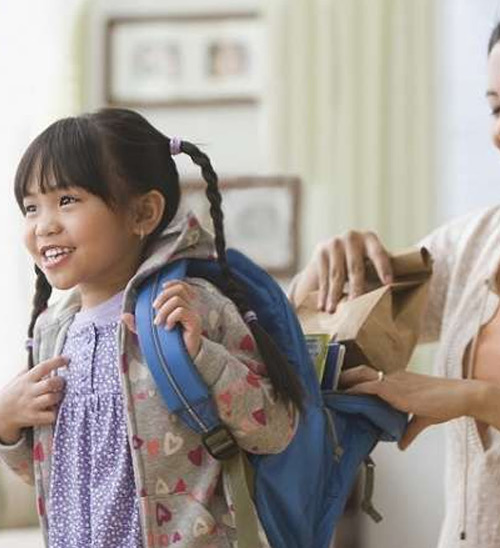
185, 277, 246, 333
185, 277, 232, 310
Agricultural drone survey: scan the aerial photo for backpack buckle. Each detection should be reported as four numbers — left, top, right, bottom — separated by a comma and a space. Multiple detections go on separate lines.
202, 426, 239, 460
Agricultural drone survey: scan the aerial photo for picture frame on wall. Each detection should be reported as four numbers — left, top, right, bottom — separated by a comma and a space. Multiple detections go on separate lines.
179, 177, 301, 278
104, 13, 264, 108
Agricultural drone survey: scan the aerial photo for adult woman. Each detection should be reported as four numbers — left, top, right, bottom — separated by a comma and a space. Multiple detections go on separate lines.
290, 22, 500, 548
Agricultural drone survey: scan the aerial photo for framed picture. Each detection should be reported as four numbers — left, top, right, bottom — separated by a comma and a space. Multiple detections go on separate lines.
105, 13, 264, 107
180, 177, 301, 278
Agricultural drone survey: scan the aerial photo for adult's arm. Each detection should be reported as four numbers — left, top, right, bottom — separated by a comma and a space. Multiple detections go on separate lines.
340, 365, 500, 448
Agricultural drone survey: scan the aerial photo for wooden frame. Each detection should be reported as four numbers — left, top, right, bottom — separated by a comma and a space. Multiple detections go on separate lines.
104, 13, 263, 108
180, 176, 301, 278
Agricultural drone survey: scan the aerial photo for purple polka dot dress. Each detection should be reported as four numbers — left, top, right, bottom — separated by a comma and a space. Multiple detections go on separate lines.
48, 291, 143, 548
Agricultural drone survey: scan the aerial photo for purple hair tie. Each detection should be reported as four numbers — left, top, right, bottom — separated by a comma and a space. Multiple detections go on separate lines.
243, 311, 258, 324
25, 338, 34, 351
170, 137, 182, 156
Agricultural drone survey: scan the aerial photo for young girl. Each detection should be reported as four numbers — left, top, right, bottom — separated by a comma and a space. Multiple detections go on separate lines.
0, 108, 301, 548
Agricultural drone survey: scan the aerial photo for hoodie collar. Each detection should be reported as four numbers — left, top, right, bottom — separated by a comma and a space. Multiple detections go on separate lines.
130, 212, 213, 285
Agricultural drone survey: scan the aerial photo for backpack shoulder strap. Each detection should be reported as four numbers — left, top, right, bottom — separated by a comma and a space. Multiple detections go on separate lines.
136, 259, 235, 458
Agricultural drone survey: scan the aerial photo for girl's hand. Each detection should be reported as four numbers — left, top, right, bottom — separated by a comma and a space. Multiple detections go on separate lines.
339, 365, 472, 450
0, 357, 68, 444
152, 280, 202, 359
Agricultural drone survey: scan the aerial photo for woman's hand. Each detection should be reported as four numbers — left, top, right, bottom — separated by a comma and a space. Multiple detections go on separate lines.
339, 366, 475, 450
152, 280, 202, 359
0, 357, 68, 445
291, 231, 393, 312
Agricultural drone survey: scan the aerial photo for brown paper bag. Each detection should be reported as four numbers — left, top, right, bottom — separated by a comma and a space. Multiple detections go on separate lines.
296, 248, 433, 373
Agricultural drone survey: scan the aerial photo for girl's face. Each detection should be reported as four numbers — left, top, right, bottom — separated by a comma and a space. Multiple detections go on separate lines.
487, 41, 500, 150
22, 182, 141, 308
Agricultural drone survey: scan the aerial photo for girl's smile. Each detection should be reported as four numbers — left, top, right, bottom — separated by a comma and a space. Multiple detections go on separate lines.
40, 246, 76, 269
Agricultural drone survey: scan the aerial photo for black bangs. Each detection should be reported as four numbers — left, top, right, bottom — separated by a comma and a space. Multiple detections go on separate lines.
14, 116, 115, 211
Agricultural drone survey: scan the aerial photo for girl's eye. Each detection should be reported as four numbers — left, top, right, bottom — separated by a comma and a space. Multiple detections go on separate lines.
60, 195, 79, 206
491, 106, 500, 117
24, 204, 36, 214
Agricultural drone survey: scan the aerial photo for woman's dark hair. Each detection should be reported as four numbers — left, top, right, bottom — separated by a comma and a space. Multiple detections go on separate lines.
15, 108, 303, 411
488, 21, 500, 55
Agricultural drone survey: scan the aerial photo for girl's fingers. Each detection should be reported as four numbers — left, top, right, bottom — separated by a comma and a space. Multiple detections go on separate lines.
121, 313, 137, 335
154, 296, 190, 326
162, 279, 196, 294
29, 356, 69, 382
165, 307, 198, 331
31, 410, 57, 426
164, 307, 202, 358
153, 281, 196, 310
33, 392, 64, 410
32, 376, 65, 397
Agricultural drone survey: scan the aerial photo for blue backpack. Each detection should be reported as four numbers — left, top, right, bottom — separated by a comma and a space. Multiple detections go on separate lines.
135, 249, 407, 548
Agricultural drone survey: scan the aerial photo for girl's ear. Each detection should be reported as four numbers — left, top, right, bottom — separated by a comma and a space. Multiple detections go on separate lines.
132, 190, 166, 238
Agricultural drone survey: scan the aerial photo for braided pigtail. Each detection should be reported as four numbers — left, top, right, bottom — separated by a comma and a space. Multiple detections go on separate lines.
178, 140, 304, 412
27, 266, 52, 369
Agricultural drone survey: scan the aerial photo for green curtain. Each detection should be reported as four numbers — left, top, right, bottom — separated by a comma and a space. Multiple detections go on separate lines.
265, 0, 435, 257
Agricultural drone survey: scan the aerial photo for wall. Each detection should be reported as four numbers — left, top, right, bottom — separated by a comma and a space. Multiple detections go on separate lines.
360, 428, 445, 548
85, 0, 267, 178
436, 0, 500, 223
